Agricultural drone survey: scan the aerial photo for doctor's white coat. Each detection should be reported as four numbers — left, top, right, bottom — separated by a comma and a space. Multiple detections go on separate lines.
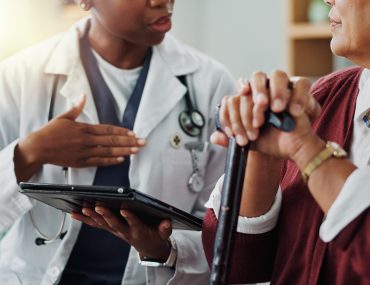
0, 19, 235, 285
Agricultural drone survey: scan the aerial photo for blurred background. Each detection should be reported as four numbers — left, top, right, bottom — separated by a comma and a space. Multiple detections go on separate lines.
0, 0, 352, 82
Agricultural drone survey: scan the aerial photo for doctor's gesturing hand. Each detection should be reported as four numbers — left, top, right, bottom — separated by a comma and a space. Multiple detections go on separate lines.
14, 95, 146, 182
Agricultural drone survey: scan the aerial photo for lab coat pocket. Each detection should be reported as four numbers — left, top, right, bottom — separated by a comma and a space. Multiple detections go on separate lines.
160, 149, 209, 213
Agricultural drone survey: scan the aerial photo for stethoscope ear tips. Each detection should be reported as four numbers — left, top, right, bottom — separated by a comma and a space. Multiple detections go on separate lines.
35, 237, 46, 246
35, 231, 68, 246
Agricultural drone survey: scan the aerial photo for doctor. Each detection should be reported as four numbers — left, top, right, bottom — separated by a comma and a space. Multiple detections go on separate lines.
0, 0, 235, 284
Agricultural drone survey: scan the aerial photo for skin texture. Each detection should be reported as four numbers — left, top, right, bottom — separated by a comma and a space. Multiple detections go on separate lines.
327, 0, 370, 67
15, 0, 176, 261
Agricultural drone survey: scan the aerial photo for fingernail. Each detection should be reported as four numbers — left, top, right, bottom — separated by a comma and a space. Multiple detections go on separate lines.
127, 131, 135, 136
273, 99, 284, 111
95, 207, 103, 215
237, 78, 244, 92
75, 94, 86, 106
224, 127, 233, 138
136, 138, 147, 146
247, 131, 257, 141
163, 221, 171, 229
130, 147, 139, 153
82, 208, 89, 216
120, 210, 127, 218
236, 135, 247, 146
290, 103, 303, 116
117, 157, 124, 162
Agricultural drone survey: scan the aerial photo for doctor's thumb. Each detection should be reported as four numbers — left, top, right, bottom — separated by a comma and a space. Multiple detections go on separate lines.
58, 94, 87, 121
158, 219, 172, 240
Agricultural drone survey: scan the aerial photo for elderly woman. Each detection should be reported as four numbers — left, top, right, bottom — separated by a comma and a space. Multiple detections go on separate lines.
0, 0, 235, 284
202, 0, 370, 284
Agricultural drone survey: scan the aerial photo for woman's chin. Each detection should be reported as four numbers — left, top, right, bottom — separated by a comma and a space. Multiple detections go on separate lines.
330, 39, 348, 58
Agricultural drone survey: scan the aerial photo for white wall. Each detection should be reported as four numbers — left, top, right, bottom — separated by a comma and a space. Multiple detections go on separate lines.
172, 0, 286, 79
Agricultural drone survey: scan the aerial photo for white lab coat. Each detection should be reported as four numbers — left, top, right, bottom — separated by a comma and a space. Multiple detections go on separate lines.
0, 19, 235, 285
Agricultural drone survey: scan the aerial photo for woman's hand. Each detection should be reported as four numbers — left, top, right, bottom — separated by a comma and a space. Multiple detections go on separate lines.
72, 207, 172, 261
211, 70, 322, 160
14, 95, 146, 181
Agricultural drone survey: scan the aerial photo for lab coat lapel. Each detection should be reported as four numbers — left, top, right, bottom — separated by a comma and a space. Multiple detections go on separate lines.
134, 63, 185, 138
59, 63, 99, 125
133, 40, 198, 139
43, 18, 99, 185
44, 17, 99, 125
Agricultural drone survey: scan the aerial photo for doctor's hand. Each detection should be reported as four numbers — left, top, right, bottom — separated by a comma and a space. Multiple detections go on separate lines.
14, 95, 146, 182
71, 207, 173, 261
211, 70, 322, 161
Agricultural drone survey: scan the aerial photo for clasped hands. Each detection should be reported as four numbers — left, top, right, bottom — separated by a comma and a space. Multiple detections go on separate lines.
211, 70, 322, 163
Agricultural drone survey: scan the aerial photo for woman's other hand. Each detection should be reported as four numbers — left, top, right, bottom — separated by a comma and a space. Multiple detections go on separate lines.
14, 95, 146, 182
72, 207, 172, 261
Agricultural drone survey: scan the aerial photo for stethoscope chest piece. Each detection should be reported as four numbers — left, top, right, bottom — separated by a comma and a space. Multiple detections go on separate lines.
179, 110, 205, 137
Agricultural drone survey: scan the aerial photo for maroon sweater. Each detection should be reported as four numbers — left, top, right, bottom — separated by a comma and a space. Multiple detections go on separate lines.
202, 67, 370, 284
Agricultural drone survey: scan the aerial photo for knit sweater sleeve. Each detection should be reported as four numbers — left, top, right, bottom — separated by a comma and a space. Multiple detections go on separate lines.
202, 208, 277, 284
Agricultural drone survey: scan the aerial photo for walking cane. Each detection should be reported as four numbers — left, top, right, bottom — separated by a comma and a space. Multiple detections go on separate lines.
209, 110, 295, 285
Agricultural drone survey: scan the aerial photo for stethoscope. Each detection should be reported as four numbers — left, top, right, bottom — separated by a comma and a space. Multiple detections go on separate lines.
30, 75, 69, 246
177, 75, 205, 137
176, 76, 208, 193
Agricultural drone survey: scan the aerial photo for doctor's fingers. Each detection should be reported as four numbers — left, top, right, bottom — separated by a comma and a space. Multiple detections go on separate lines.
71, 210, 109, 230
158, 219, 172, 241
84, 123, 135, 136
95, 207, 130, 238
84, 134, 147, 148
85, 145, 141, 158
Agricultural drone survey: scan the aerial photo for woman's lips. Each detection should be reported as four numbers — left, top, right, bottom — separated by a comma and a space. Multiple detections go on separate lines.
149, 16, 172, 33
329, 17, 342, 29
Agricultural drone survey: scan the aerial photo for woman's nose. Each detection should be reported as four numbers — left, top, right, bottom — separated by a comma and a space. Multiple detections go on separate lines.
324, 0, 334, 7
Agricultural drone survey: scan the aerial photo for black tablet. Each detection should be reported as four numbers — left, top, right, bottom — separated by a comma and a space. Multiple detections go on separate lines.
19, 182, 202, 231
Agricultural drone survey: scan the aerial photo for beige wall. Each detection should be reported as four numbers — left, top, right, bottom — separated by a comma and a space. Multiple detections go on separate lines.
0, 0, 81, 60
0, 0, 286, 78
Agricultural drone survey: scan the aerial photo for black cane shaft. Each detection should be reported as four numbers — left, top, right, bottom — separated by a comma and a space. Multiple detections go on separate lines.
209, 110, 295, 285
209, 138, 249, 285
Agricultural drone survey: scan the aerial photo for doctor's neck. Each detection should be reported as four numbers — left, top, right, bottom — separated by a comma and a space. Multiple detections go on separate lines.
88, 21, 149, 70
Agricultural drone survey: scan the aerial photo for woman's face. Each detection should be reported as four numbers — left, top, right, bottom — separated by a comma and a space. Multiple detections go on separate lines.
91, 0, 174, 46
327, 0, 370, 65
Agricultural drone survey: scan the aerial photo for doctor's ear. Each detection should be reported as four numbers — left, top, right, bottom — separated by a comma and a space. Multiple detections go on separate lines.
76, 0, 92, 11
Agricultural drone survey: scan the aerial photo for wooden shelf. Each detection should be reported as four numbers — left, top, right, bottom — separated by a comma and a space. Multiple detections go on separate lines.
288, 23, 331, 39
286, 0, 333, 77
